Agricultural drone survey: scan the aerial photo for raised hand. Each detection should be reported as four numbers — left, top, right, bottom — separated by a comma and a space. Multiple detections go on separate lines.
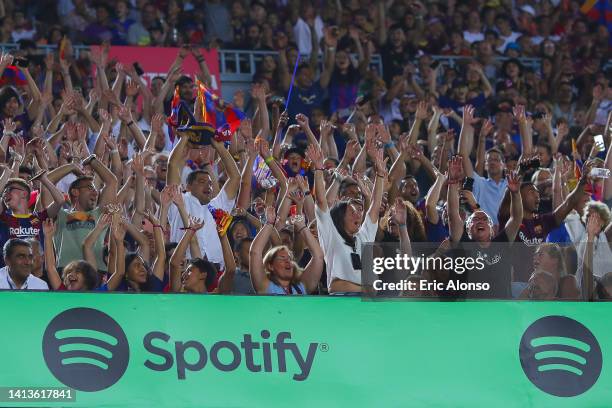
462, 104, 478, 126
160, 186, 173, 206
374, 149, 388, 177
506, 170, 521, 193
480, 119, 493, 139
512, 104, 526, 122
556, 122, 569, 140
415, 101, 429, 121
42, 218, 56, 236
320, 120, 335, 138
447, 155, 463, 183
125, 79, 140, 97
295, 175, 309, 192
277, 111, 289, 129
586, 212, 602, 239
305, 142, 324, 169
391, 198, 407, 225
256, 137, 272, 159
117, 105, 133, 123
151, 113, 164, 134
288, 189, 305, 204
131, 153, 145, 175
342, 123, 358, 140
3, 118, 16, 134
343, 139, 361, 162
295, 113, 309, 130
0, 51, 14, 67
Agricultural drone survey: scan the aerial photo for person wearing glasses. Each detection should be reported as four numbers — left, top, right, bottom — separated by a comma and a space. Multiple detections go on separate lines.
53, 154, 118, 276
0, 173, 65, 268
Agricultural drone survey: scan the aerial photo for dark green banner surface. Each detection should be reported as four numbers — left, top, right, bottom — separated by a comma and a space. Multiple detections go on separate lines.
0, 292, 610, 407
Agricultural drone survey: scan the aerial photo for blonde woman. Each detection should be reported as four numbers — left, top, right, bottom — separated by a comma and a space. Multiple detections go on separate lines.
249, 206, 323, 295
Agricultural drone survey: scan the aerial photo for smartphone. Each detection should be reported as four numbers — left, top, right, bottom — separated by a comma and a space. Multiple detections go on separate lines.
594, 134, 605, 147
532, 111, 545, 120
430, 60, 440, 69
14, 57, 28, 68
462, 177, 474, 192
290, 204, 297, 217
133, 62, 144, 76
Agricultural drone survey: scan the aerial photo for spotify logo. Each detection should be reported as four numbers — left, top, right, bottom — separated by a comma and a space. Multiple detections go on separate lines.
43, 308, 129, 392
519, 315, 602, 397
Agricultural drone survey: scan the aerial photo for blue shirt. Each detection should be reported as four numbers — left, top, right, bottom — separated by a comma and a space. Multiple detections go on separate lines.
267, 281, 307, 295
286, 82, 325, 120
472, 172, 507, 226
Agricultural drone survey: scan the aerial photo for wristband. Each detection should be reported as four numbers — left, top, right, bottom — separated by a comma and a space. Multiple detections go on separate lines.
196, 57, 205, 63
3, 130, 15, 137
179, 227, 195, 231
127, 121, 135, 127
153, 225, 164, 231
398, 223, 407, 228
110, 149, 119, 154
296, 225, 307, 235
264, 156, 274, 165
376, 173, 386, 178
314, 168, 324, 172
384, 141, 395, 149
304, 191, 311, 196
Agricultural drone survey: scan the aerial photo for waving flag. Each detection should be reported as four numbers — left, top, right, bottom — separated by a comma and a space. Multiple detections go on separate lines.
59, 36, 68, 60
581, 0, 612, 45
0, 66, 27, 87
197, 81, 245, 134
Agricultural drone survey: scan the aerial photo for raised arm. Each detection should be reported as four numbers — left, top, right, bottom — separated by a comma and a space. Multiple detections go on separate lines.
211, 136, 241, 200
306, 142, 327, 211
503, 171, 523, 242
425, 170, 447, 225
216, 233, 237, 294
447, 156, 465, 243
83, 154, 118, 208
249, 206, 276, 293
475, 119, 493, 176
513, 104, 532, 157
292, 212, 323, 293
553, 162, 589, 226
42, 219, 61, 290
143, 210, 165, 282
319, 29, 337, 89
32, 171, 65, 218
367, 142, 387, 224
167, 135, 189, 185
82, 213, 111, 270
458, 104, 477, 177
169, 217, 205, 292
392, 198, 412, 256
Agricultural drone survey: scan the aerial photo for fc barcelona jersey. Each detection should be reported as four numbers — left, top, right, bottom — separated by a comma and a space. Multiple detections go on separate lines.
0, 208, 48, 267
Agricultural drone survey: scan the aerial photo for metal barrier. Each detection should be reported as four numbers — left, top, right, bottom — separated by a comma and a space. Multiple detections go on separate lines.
0, 43, 610, 81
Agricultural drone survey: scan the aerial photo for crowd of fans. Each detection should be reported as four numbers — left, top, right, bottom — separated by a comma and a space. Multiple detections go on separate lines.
0, 0, 610, 300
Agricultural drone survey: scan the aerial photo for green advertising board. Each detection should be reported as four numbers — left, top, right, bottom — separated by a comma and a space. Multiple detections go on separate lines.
0, 291, 610, 407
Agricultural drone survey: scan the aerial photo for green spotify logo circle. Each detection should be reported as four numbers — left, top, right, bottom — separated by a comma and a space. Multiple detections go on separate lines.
519, 315, 602, 397
43, 308, 130, 392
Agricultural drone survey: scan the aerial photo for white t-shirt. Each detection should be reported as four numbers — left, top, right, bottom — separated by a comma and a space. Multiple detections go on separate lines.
463, 31, 484, 44
167, 189, 236, 266
315, 206, 378, 289
0, 266, 49, 290
565, 212, 612, 286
